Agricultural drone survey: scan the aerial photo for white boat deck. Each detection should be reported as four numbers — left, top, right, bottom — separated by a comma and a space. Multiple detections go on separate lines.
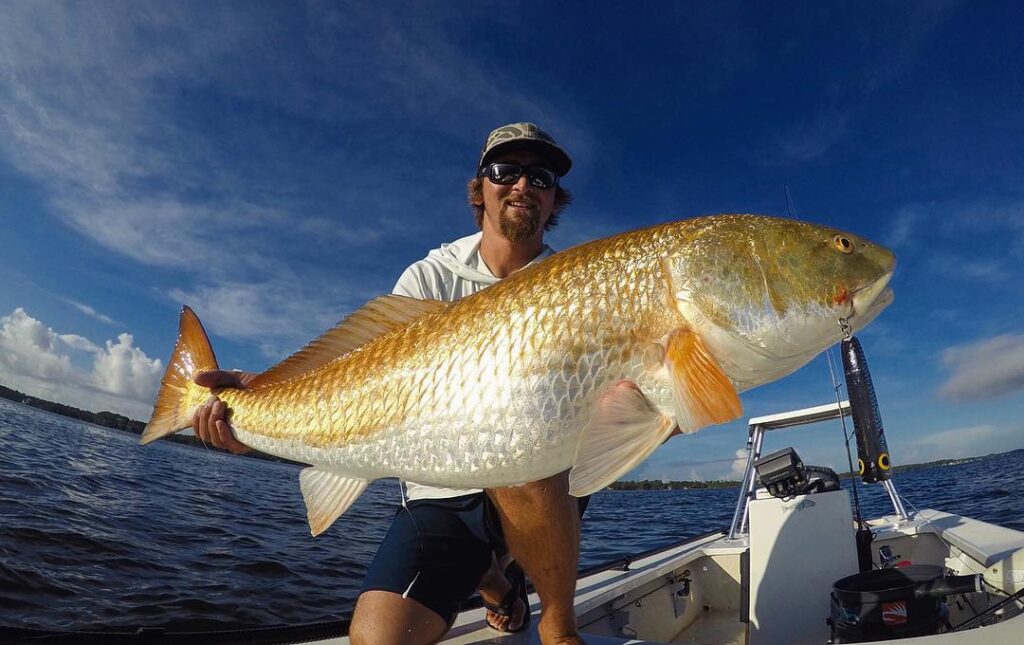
320, 508, 1024, 645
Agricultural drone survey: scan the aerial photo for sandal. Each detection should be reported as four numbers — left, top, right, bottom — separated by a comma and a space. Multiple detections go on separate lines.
483, 561, 530, 633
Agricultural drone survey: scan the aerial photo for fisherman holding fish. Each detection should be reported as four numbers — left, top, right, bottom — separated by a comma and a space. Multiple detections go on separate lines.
190, 123, 588, 644
154, 128, 897, 643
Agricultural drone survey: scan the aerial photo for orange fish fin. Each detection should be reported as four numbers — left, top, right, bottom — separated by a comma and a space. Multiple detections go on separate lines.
299, 467, 369, 536
663, 327, 742, 433
569, 381, 676, 496
249, 295, 447, 388
141, 306, 218, 445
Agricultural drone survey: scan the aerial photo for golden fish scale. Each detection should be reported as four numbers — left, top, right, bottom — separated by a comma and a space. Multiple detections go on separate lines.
215, 219, 704, 451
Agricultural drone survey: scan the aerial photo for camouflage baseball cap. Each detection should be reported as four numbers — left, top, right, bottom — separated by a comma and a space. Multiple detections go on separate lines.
478, 122, 572, 177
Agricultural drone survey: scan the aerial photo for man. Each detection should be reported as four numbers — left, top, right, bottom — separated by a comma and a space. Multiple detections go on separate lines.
193, 123, 584, 644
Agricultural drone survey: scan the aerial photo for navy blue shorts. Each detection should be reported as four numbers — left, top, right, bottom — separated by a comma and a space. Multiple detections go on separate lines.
360, 493, 504, 623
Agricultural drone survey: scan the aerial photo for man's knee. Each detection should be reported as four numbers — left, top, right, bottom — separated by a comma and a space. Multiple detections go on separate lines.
350, 590, 448, 645
348, 594, 379, 645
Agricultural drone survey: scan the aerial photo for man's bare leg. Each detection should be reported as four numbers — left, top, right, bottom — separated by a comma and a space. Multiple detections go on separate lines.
350, 590, 448, 645
489, 471, 583, 645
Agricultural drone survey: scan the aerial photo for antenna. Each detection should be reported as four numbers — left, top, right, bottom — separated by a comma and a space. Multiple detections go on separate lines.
784, 184, 797, 219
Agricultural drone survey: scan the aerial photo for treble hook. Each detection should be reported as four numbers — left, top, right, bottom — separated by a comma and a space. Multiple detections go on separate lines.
838, 318, 852, 340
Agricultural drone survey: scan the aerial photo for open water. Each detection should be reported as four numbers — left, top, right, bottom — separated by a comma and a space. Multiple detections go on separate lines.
1, 397, 1021, 632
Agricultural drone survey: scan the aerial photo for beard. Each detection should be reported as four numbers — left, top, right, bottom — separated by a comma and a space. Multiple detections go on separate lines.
497, 193, 542, 242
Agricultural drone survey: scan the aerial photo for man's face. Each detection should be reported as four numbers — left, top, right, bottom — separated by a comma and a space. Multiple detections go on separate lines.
479, 149, 557, 243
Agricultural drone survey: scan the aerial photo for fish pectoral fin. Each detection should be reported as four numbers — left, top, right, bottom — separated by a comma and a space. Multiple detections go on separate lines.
249, 295, 448, 388
569, 381, 676, 496
298, 468, 369, 536
663, 327, 743, 433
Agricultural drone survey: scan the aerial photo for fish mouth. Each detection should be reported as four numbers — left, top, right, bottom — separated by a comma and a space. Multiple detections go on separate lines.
850, 271, 895, 329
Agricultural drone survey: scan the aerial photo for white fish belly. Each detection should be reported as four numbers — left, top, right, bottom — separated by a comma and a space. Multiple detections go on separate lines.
234, 346, 671, 488
234, 413, 580, 488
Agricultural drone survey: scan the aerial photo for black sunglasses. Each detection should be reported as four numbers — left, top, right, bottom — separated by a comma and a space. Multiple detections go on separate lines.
479, 163, 558, 189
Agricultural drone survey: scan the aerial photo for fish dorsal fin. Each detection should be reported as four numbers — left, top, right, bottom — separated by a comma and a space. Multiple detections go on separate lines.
248, 295, 447, 388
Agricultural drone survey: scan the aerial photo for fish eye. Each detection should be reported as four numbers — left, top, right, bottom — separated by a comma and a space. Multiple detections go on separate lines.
833, 235, 855, 254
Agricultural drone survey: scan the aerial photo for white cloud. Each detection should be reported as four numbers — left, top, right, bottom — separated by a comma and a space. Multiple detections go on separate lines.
0, 309, 77, 381
166, 280, 371, 361
776, 110, 850, 162
887, 206, 925, 248
0, 2, 591, 348
898, 424, 1021, 464
642, 449, 749, 482
938, 334, 1024, 402
883, 199, 1024, 285
93, 333, 164, 403
727, 449, 749, 480
928, 255, 1009, 283
58, 334, 101, 353
0, 308, 162, 419
946, 201, 1024, 258
63, 299, 118, 326
0, 1, 587, 249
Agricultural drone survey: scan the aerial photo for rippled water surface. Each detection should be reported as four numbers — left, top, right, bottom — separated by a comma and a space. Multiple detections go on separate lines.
1, 398, 1021, 631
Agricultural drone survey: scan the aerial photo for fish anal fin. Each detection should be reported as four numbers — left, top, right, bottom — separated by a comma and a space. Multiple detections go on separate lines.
569, 381, 676, 496
249, 295, 447, 388
299, 468, 369, 536
663, 327, 742, 433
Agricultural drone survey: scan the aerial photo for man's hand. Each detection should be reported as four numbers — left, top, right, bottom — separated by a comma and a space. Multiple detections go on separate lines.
192, 370, 256, 455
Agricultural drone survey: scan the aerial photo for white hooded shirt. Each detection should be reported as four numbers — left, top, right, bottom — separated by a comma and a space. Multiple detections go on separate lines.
392, 231, 556, 500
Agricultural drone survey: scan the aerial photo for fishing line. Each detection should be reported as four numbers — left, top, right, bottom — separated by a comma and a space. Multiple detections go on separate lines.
952, 585, 1024, 631
784, 184, 799, 219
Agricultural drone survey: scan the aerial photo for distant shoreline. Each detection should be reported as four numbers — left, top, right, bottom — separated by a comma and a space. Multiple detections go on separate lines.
0, 382, 302, 467
3, 381, 1021, 482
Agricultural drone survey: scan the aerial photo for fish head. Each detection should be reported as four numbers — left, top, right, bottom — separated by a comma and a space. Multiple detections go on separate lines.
666, 215, 895, 390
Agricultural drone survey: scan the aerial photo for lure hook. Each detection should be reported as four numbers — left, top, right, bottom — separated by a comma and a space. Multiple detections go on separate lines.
838, 317, 852, 340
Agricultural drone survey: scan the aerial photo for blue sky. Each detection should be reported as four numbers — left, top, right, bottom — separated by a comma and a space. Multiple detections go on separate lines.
2, 1, 1023, 481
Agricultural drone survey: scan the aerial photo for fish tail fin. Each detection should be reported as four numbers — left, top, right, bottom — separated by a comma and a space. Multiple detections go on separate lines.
140, 306, 219, 445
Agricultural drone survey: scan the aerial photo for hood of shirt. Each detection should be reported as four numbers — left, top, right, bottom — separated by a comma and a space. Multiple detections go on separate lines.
426, 232, 555, 286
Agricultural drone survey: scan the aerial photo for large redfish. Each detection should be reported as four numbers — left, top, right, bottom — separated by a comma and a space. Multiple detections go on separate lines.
141, 215, 895, 535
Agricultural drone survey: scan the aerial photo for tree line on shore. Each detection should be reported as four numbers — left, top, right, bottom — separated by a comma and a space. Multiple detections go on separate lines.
0, 383, 146, 433
608, 479, 739, 490
0, 381, 301, 466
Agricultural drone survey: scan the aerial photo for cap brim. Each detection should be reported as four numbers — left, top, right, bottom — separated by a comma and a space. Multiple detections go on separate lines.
480, 140, 572, 177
